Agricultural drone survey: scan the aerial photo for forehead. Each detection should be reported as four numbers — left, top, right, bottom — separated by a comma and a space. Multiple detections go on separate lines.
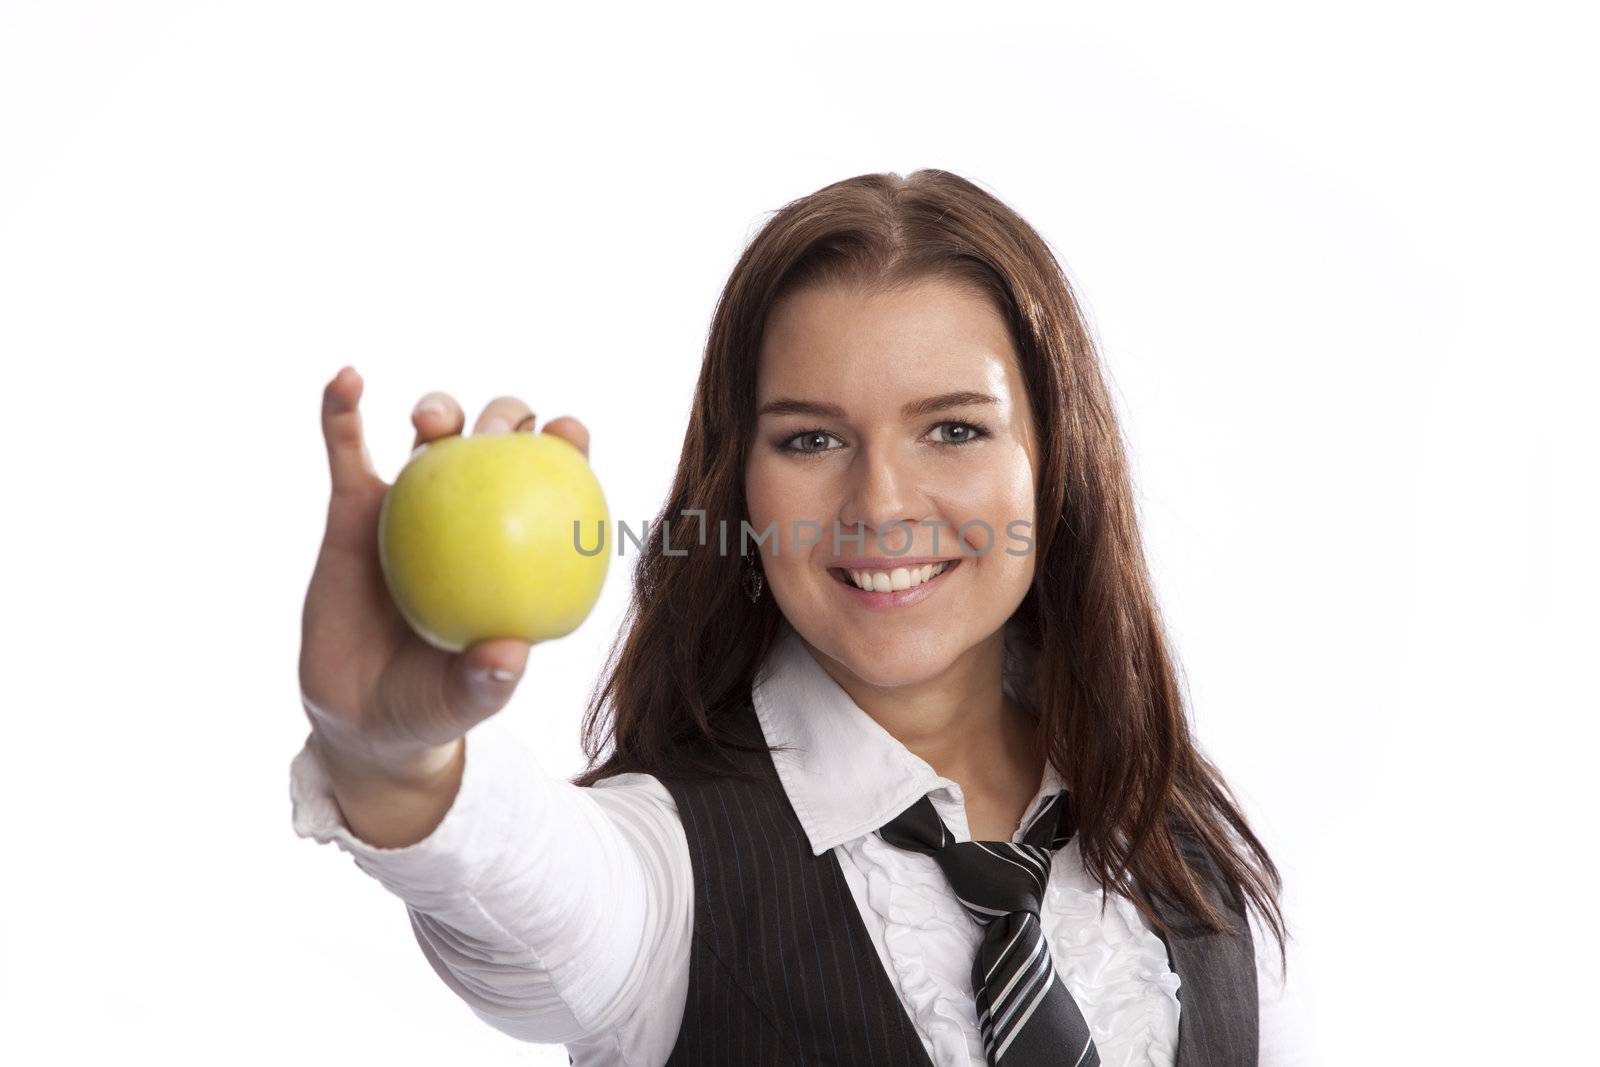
756, 276, 1022, 400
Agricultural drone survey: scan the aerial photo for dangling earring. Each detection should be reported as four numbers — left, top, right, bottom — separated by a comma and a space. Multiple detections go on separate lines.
742, 552, 765, 603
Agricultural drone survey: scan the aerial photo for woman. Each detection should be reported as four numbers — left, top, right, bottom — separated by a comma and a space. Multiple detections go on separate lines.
294, 170, 1300, 1065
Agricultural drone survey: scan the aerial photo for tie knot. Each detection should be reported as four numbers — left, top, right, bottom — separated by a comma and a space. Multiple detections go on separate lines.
876, 790, 1077, 925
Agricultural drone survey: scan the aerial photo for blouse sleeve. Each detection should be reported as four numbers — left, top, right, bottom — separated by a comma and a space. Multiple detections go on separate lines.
288, 714, 692, 1049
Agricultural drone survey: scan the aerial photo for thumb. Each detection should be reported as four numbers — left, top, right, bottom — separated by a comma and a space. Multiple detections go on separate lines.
446, 637, 533, 723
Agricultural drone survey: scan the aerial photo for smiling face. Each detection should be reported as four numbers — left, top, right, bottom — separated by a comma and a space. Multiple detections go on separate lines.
743, 274, 1041, 689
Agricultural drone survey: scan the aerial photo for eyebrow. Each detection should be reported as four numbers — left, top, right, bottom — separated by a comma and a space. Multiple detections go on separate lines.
756, 390, 1000, 420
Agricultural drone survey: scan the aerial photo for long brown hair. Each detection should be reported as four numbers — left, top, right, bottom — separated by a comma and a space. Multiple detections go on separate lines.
572, 169, 1287, 976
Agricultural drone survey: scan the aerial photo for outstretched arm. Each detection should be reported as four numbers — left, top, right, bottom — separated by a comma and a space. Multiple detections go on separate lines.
290, 714, 692, 1049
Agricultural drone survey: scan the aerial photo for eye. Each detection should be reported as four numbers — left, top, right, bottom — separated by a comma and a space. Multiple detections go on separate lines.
775, 420, 991, 456
781, 428, 844, 454
927, 420, 990, 446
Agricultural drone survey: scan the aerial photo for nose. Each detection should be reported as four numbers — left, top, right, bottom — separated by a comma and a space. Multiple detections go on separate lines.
836, 447, 926, 556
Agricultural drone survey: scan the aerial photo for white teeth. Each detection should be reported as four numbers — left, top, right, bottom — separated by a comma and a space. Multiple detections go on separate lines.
846, 560, 951, 592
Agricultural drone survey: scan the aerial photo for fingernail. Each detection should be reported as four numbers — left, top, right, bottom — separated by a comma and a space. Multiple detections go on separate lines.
481, 416, 511, 434
414, 398, 445, 419
468, 664, 516, 693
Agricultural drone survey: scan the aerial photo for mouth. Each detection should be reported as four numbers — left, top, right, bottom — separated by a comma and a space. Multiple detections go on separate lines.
825, 558, 962, 610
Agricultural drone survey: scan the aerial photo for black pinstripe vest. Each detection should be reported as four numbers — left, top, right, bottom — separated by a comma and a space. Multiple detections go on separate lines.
654, 700, 1259, 1066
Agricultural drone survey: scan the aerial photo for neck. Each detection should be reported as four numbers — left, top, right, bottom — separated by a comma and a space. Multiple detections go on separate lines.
803, 628, 1041, 796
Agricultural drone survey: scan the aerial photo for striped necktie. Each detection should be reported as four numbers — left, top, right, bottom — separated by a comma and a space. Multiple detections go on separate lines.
876, 789, 1100, 1067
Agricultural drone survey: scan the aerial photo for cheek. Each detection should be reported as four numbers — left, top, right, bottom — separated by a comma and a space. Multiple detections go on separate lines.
744, 455, 785, 527
948, 456, 1034, 532
946, 462, 1036, 586
744, 457, 824, 554
993, 473, 1036, 536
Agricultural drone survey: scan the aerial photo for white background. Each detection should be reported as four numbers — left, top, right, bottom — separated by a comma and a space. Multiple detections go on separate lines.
2, 1, 1594, 1063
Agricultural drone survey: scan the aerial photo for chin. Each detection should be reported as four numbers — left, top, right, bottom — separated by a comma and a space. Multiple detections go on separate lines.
845, 657, 947, 690
808, 625, 966, 689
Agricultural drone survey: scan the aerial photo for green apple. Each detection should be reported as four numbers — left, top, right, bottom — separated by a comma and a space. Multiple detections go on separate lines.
378, 431, 610, 652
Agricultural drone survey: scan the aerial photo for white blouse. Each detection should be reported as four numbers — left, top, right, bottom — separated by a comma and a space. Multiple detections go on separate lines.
291, 619, 1315, 1065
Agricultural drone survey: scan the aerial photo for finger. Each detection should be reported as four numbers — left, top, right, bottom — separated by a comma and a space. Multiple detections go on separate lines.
539, 415, 590, 460
473, 395, 535, 436
411, 391, 467, 451
321, 366, 381, 494
448, 637, 533, 720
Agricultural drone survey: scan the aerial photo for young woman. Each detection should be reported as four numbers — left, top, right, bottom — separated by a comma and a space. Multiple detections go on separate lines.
294, 170, 1302, 1066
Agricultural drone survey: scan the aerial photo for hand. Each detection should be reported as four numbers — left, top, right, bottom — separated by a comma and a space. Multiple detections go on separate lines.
297, 366, 591, 782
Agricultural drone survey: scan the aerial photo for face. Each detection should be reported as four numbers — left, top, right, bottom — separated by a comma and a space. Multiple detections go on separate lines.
743, 275, 1040, 690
